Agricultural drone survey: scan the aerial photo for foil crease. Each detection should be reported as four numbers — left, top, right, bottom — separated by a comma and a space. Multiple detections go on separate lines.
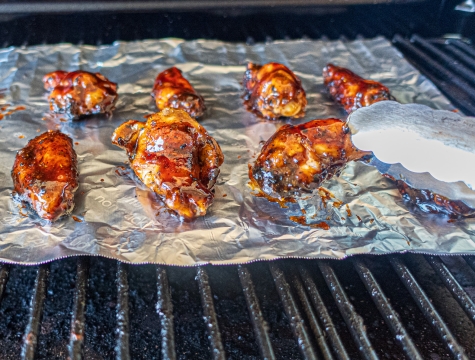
0, 37, 473, 266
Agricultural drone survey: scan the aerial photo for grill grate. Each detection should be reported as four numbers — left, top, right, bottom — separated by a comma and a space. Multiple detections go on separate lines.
389, 256, 469, 359
393, 35, 475, 116
21, 265, 49, 360
1, 254, 474, 359
238, 265, 275, 359
156, 266, 176, 360
69, 258, 88, 360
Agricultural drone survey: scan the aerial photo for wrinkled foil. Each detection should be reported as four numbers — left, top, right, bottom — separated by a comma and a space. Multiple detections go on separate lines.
1, 37, 474, 266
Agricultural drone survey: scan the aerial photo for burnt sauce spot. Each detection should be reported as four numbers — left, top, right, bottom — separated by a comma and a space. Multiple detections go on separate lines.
289, 216, 330, 230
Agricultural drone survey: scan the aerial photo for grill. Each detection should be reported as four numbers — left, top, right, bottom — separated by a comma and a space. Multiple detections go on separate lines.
1, 254, 475, 359
1, 1, 475, 359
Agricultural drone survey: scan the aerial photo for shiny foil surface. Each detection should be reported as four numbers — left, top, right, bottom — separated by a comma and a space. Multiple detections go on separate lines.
0, 37, 473, 266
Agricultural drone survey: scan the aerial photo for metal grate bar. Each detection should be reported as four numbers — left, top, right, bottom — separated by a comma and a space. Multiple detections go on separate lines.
115, 262, 130, 360
21, 264, 49, 360
291, 270, 335, 360
389, 256, 468, 360
393, 35, 475, 99
352, 258, 423, 360
298, 266, 350, 360
317, 261, 379, 360
0, 264, 10, 304
68, 258, 90, 360
425, 256, 475, 326
196, 267, 225, 360
393, 34, 475, 115
156, 266, 176, 360
450, 39, 475, 60
268, 263, 319, 360
411, 35, 475, 86
237, 265, 276, 360
444, 44, 475, 71
464, 256, 475, 273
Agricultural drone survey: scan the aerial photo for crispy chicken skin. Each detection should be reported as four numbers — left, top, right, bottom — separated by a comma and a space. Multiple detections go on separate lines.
249, 119, 368, 203
112, 108, 224, 219
152, 67, 205, 118
243, 62, 307, 120
11, 131, 79, 221
43, 70, 118, 119
323, 64, 392, 114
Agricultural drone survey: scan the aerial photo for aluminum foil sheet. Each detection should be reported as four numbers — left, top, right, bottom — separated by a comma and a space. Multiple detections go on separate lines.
1, 37, 474, 266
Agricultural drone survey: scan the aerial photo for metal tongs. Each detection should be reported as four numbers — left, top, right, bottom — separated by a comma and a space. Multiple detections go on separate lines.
347, 101, 475, 209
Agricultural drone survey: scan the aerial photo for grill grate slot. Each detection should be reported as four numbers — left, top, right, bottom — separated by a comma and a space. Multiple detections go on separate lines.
196, 267, 225, 360
298, 266, 350, 360
291, 268, 335, 360
425, 255, 475, 326
444, 43, 475, 72
393, 34, 475, 115
0, 264, 10, 303
237, 265, 276, 360
411, 34, 475, 87
156, 266, 176, 360
352, 258, 423, 360
317, 261, 379, 360
269, 263, 319, 360
21, 265, 49, 360
450, 40, 475, 60
115, 263, 130, 360
464, 256, 475, 274
389, 256, 469, 360
68, 258, 89, 360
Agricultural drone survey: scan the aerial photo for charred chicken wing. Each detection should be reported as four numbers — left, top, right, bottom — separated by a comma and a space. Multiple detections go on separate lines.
323, 64, 392, 114
249, 119, 368, 203
43, 70, 118, 119
112, 108, 224, 219
243, 62, 307, 120
11, 131, 79, 221
152, 67, 205, 118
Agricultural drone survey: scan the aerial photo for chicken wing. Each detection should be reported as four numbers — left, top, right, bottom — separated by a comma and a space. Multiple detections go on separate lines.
249, 118, 368, 203
43, 70, 118, 119
11, 131, 79, 221
112, 108, 223, 219
323, 64, 392, 114
243, 62, 307, 120
152, 67, 205, 118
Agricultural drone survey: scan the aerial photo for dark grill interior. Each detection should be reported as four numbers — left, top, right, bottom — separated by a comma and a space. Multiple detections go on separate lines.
1, 2, 475, 359
1, 255, 475, 359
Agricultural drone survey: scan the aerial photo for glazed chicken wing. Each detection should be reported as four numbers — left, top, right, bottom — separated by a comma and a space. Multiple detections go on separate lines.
243, 62, 307, 120
152, 67, 205, 118
323, 64, 392, 114
11, 131, 79, 221
112, 108, 223, 219
43, 70, 118, 119
249, 119, 368, 203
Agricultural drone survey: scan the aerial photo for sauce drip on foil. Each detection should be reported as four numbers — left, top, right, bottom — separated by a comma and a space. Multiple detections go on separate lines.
383, 174, 475, 218
0, 104, 26, 120
289, 216, 330, 230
